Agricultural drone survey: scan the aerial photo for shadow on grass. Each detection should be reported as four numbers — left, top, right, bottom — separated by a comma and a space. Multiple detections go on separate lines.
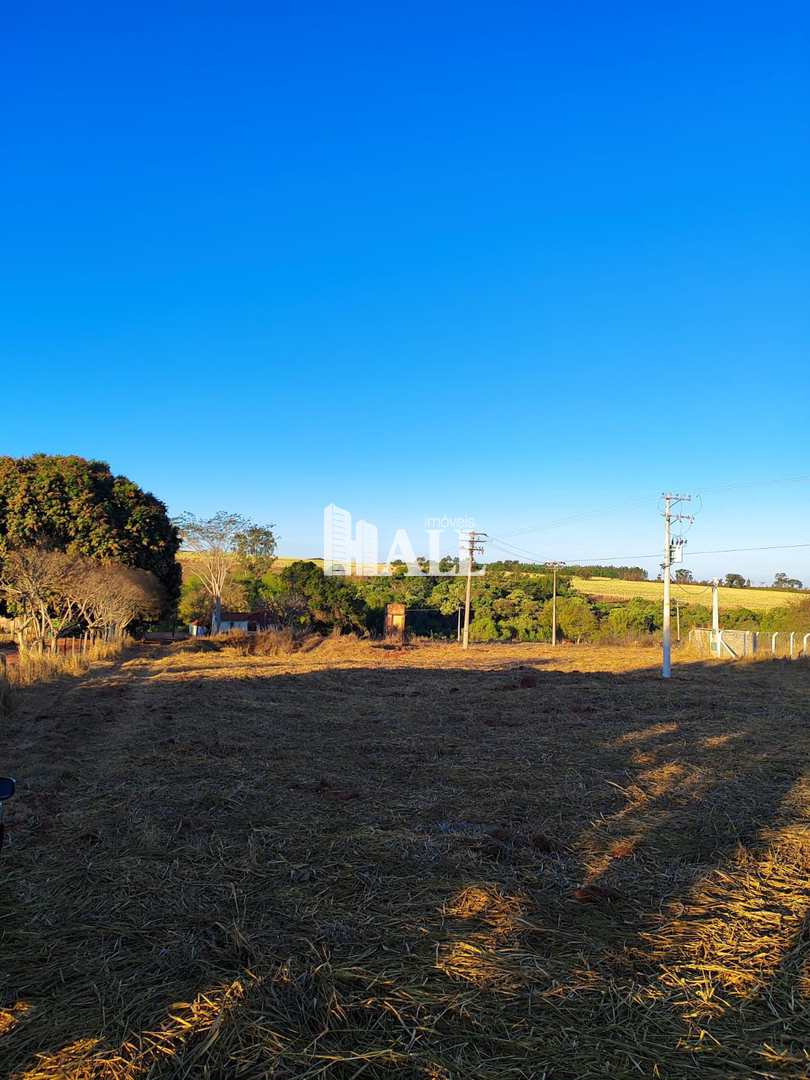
1, 653, 809, 1077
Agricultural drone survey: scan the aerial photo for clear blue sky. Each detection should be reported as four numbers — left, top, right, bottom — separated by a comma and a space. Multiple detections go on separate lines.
3, 4, 809, 583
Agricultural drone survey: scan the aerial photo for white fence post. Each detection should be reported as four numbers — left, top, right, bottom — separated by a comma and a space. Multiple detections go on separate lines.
790, 632, 795, 660
803, 633, 810, 657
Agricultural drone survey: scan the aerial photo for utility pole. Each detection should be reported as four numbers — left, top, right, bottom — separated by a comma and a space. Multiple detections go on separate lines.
711, 579, 720, 653
661, 494, 693, 679
548, 561, 565, 646
663, 495, 672, 677
461, 531, 487, 649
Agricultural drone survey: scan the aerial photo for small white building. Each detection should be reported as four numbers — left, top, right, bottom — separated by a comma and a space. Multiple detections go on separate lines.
188, 611, 277, 636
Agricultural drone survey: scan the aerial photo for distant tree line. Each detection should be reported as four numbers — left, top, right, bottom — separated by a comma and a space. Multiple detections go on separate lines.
488, 560, 649, 581
492, 561, 804, 592
178, 533, 810, 645
179, 558, 807, 645
676, 570, 804, 590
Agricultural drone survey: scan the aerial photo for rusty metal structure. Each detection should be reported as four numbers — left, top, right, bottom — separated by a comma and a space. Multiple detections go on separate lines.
384, 602, 406, 642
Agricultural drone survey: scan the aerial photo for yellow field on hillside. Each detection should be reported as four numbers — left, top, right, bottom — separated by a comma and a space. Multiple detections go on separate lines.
178, 552, 325, 579
572, 575, 806, 610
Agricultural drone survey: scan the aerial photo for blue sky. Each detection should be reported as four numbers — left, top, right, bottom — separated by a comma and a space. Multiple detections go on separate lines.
3, 3, 809, 583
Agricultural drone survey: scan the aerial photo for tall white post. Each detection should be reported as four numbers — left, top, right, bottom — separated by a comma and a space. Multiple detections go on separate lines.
462, 542, 473, 650
711, 579, 719, 653
460, 531, 487, 649
662, 495, 672, 678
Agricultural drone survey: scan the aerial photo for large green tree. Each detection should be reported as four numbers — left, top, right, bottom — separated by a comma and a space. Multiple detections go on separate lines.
0, 454, 180, 615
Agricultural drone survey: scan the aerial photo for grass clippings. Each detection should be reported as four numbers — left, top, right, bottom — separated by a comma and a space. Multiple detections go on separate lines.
1, 639, 809, 1078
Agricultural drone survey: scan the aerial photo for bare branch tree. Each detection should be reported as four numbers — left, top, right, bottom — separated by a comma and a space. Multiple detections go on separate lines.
70, 563, 162, 641
0, 548, 80, 651
175, 512, 275, 633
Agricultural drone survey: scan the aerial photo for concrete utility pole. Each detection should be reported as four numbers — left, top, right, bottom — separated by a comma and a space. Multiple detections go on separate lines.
712, 579, 720, 652
461, 531, 488, 649
548, 561, 565, 646
661, 494, 693, 679
663, 495, 672, 677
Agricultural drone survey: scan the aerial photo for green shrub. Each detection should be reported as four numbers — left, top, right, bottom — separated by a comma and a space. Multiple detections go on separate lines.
469, 614, 500, 642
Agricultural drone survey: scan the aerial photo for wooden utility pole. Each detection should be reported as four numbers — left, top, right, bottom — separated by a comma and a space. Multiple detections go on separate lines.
711, 579, 720, 637
548, 561, 565, 646
461, 531, 488, 649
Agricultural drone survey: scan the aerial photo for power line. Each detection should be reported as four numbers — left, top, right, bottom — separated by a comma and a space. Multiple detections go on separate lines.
673, 582, 712, 601
697, 473, 810, 497
683, 543, 810, 557
493, 473, 810, 543
488, 537, 810, 565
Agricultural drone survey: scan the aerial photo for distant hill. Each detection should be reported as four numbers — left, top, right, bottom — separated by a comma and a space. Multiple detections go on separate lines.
571, 576, 807, 611
178, 552, 325, 581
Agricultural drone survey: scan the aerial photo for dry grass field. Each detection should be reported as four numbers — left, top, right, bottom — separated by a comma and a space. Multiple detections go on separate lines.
1, 639, 809, 1078
178, 553, 328, 579
571, 575, 807, 611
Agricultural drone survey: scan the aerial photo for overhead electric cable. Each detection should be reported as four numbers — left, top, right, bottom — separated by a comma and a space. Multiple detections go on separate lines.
488, 537, 810, 565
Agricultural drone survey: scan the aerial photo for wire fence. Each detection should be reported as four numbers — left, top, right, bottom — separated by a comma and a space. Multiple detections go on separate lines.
689, 627, 810, 660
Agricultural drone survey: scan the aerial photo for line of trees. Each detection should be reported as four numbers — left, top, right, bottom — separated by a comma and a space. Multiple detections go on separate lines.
0, 547, 162, 651
0, 454, 180, 613
193, 559, 619, 643
674, 570, 804, 590
189, 557, 810, 645
488, 560, 649, 581
0, 455, 181, 654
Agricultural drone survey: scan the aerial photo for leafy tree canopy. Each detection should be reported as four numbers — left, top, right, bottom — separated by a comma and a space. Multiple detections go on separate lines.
724, 573, 746, 588
0, 454, 179, 614
773, 571, 803, 590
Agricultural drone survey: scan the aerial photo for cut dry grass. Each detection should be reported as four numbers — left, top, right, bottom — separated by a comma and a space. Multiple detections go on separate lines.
0, 656, 11, 717
3, 639, 126, 694
1, 639, 809, 1078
